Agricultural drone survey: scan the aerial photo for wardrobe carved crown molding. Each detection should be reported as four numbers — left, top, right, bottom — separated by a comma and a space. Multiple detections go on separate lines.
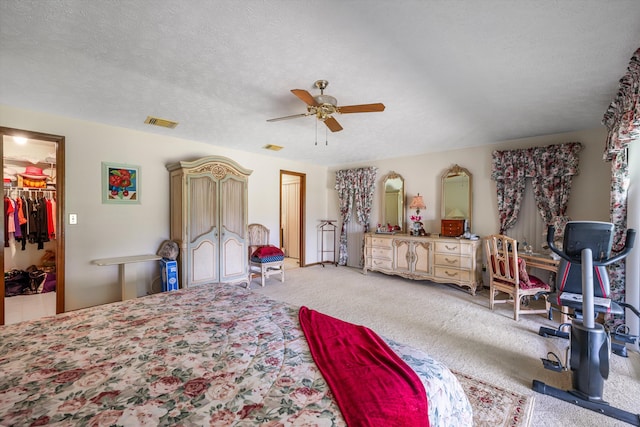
191, 163, 243, 180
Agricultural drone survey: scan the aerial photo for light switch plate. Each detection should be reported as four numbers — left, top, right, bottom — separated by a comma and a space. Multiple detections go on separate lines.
69, 213, 78, 225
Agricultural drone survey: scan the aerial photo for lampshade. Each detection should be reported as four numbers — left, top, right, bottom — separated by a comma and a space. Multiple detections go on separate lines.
409, 194, 426, 210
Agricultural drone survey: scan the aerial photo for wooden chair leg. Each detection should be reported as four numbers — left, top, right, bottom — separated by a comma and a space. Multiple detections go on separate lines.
514, 293, 520, 321
490, 288, 495, 310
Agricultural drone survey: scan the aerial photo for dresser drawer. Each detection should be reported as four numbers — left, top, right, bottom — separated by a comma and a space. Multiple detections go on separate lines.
370, 258, 393, 270
434, 253, 472, 269
371, 247, 392, 260
370, 236, 394, 248
434, 266, 471, 282
435, 241, 473, 256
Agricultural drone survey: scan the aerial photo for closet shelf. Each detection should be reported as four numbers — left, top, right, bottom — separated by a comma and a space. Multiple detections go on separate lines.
6, 186, 56, 191
3, 156, 56, 166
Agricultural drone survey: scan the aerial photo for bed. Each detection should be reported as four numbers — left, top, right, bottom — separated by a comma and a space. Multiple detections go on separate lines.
0, 283, 472, 426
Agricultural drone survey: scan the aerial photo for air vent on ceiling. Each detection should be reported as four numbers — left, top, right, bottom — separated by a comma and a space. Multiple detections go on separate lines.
144, 116, 179, 129
263, 144, 283, 151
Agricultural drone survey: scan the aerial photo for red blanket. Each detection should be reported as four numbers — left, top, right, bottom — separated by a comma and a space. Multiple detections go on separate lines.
299, 306, 429, 427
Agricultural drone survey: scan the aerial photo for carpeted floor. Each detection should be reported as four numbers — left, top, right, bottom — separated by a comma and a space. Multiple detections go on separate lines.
252, 263, 640, 427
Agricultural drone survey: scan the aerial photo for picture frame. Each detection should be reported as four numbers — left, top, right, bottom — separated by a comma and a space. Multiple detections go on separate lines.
101, 162, 140, 204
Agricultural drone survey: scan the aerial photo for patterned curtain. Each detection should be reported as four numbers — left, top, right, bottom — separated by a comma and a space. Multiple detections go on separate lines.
491, 149, 527, 233
353, 169, 377, 227
601, 47, 640, 312
491, 143, 582, 235
334, 167, 378, 266
530, 143, 582, 237
335, 170, 354, 266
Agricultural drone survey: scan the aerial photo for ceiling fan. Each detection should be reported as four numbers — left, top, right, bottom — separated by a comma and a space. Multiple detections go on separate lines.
267, 80, 385, 132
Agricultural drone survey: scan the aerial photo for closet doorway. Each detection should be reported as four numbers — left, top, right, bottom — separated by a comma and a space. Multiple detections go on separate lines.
280, 171, 305, 268
1, 127, 65, 325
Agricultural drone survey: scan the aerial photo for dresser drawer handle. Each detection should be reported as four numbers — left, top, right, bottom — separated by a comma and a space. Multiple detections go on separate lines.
444, 270, 458, 277
445, 245, 458, 251
445, 257, 457, 264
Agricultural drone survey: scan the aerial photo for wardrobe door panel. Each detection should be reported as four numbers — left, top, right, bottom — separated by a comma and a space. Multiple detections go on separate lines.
187, 175, 218, 286
220, 176, 244, 238
190, 240, 217, 285
221, 237, 245, 280
220, 175, 247, 283
189, 175, 217, 242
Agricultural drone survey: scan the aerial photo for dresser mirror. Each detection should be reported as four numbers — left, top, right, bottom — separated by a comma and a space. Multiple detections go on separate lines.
381, 171, 405, 231
441, 165, 472, 231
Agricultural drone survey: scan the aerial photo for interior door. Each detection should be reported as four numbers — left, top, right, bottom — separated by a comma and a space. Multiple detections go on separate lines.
0, 127, 65, 325
280, 171, 305, 266
281, 178, 300, 258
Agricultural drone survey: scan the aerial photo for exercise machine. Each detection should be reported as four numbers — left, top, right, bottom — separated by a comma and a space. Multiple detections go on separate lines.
538, 231, 640, 358
532, 221, 638, 425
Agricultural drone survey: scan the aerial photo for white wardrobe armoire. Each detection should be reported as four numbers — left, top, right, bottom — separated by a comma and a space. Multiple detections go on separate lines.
166, 156, 252, 288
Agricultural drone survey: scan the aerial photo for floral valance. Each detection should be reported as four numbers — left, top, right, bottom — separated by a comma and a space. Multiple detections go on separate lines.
602, 47, 640, 161
491, 142, 583, 181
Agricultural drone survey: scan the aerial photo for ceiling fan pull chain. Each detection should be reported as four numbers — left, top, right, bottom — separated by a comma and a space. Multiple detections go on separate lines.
315, 118, 318, 146
325, 126, 328, 146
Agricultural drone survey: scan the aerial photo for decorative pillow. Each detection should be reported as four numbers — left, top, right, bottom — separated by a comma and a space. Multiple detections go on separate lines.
517, 258, 549, 290
517, 258, 531, 284
251, 245, 285, 263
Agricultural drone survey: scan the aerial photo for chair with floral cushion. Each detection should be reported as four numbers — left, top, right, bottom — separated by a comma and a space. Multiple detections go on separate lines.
484, 234, 551, 321
248, 223, 285, 288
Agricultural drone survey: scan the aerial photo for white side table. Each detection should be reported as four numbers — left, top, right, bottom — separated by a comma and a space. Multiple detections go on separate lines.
92, 254, 162, 301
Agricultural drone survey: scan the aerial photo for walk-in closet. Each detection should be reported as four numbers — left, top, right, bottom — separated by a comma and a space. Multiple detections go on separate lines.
2, 128, 65, 325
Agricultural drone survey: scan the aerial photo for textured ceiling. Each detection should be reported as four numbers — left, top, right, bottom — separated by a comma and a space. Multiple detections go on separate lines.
1, 1, 640, 166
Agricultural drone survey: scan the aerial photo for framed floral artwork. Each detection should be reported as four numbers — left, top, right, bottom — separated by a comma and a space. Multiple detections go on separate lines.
102, 162, 140, 204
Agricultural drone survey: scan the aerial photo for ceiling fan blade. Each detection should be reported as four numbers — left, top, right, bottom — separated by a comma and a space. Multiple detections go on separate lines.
266, 113, 309, 122
337, 103, 385, 114
324, 116, 343, 132
291, 89, 319, 106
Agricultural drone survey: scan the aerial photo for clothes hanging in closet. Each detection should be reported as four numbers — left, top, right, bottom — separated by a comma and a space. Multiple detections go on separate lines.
4, 193, 56, 250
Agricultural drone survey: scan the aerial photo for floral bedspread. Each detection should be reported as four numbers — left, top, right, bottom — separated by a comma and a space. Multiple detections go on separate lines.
0, 284, 472, 426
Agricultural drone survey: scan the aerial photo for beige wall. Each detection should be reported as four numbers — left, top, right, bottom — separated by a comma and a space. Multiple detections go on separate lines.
1, 104, 613, 311
1, 105, 329, 310
327, 127, 611, 238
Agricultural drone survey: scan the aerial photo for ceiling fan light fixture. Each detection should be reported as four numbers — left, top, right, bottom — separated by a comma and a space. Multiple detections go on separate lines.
314, 94, 337, 106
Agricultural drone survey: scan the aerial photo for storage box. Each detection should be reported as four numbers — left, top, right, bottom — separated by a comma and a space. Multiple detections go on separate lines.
441, 219, 465, 237
160, 259, 179, 292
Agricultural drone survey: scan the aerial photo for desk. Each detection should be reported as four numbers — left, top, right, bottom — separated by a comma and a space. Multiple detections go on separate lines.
519, 252, 559, 274
519, 252, 568, 323
92, 254, 162, 301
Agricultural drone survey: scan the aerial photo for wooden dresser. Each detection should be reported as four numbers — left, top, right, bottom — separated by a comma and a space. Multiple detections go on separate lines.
364, 233, 482, 295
